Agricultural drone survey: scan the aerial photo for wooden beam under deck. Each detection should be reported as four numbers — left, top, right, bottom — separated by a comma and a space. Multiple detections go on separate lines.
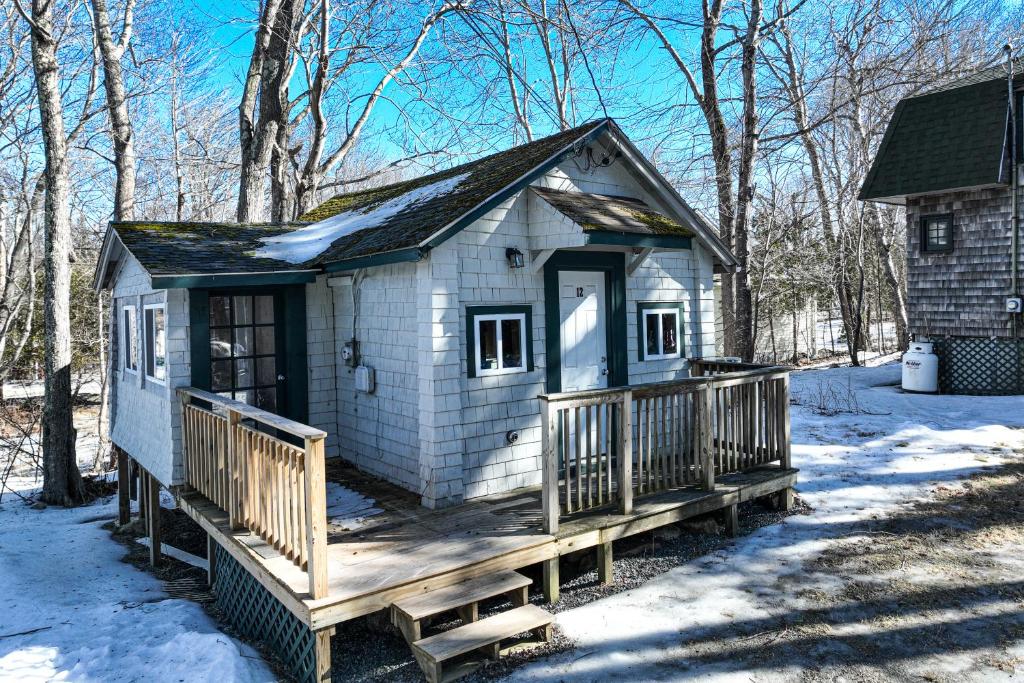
177, 466, 797, 632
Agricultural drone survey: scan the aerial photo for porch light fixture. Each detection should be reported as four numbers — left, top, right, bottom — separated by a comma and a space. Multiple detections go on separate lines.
505, 247, 525, 269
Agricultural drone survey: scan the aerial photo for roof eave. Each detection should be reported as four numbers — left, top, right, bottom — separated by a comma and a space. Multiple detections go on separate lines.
93, 225, 125, 292
601, 121, 740, 269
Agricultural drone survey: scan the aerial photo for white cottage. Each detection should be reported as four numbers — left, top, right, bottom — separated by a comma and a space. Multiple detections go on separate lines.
94, 118, 800, 682
96, 118, 735, 508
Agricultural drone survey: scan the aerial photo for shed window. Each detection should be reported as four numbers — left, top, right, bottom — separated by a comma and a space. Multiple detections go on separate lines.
144, 304, 166, 383
467, 305, 534, 378
921, 214, 953, 253
640, 304, 683, 361
121, 305, 138, 373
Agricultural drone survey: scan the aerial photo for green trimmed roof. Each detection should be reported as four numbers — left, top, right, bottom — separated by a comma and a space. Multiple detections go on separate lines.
112, 221, 302, 275
532, 187, 693, 237
860, 70, 1020, 203
98, 117, 737, 287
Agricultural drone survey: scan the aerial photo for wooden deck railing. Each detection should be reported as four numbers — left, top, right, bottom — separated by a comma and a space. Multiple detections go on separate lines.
177, 388, 328, 599
538, 362, 791, 534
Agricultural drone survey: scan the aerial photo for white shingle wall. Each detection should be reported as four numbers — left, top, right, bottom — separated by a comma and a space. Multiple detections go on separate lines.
416, 250, 465, 508
451, 160, 717, 500
626, 245, 717, 384
306, 277, 339, 458
452, 192, 547, 500
109, 254, 190, 487
333, 263, 422, 492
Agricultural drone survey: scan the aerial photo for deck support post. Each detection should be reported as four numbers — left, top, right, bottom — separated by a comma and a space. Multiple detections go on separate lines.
700, 382, 715, 491
779, 374, 792, 470
313, 626, 334, 682
617, 391, 633, 515
597, 541, 613, 585
542, 557, 560, 604
540, 397, 559, 535
136, 463, 145, 527
226, 409, 242, 530
303, 435, 329, 600
724, 504, 739, 537
145, 472, 161, 567
206, 533, 217, 587
116, 446, 130, 526
776, 487, 794, 512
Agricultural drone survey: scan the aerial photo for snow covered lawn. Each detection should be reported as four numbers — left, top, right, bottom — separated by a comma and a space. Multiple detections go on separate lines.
509, 359, 1024, 682
0, 487, 273, 682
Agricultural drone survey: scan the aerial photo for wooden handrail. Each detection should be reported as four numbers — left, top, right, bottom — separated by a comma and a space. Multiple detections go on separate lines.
177, 388, 328, 599
538, 366, 792, 533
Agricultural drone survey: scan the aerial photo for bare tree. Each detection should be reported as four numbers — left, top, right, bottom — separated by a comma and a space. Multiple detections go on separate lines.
17, 0, 85, 504
89, 0, 136, 221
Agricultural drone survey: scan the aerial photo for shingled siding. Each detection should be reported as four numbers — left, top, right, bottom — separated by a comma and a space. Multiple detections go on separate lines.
332, 263, 422, 493
454, 160, 716, 501
305, 277, 339, 458
109, 253, 191, 486
906, 187, 1020, 339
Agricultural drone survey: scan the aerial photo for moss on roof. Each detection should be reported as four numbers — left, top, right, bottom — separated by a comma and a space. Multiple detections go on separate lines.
109, 121, 635, 275
531, 186, 693, 237
295, 120, 609, 263
113, 221, 303, 275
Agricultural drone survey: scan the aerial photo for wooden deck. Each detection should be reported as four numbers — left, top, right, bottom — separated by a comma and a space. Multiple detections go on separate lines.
178, 459, 797, 631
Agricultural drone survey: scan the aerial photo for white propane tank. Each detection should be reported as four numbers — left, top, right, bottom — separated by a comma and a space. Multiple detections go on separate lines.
902, 341, 938, 393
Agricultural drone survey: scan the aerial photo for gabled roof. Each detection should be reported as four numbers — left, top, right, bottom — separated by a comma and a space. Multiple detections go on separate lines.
859, 65, 1021, 204
96, 118, 738, 289
532, 187, 693, 237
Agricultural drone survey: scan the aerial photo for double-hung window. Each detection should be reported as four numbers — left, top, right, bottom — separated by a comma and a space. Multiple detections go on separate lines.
467, 305, 533, 377
920, 214, 953, 253
121, 305, 138, 373
638, 303, 683, 361
144, 303, 166, 383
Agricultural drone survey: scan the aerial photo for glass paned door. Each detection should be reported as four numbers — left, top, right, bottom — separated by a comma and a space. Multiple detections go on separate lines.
209, 293, 282, 413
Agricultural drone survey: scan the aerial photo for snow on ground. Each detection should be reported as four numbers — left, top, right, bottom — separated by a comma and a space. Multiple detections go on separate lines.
0, 482, 273, 682
509, 360, 1024, 682
255, 172, 469, 264
325, 481, 381, 530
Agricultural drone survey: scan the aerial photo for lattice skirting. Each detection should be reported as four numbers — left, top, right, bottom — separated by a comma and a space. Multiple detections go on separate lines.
932, 336, 1024, 395
213, 544, 321, 682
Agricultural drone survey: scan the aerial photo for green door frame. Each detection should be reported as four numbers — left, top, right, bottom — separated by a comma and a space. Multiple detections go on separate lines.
543, 251, 628, 393
188, 285, 309, 424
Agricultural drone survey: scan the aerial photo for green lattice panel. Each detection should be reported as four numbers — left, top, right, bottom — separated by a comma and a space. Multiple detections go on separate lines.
933, 336, 1024, 395
213, 545, 319, 682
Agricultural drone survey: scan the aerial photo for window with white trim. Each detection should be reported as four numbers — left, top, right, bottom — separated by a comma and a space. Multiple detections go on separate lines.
474, 312, 528, 376
144, 303, 166, 382
121, 305, 138, 373
641, 306, 681, 360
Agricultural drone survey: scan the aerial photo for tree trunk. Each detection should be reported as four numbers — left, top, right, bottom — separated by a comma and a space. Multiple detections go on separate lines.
90, 0, 136, 221
27, 0, 84, 506
731, 0, 763, 362
236, 0, 291, 223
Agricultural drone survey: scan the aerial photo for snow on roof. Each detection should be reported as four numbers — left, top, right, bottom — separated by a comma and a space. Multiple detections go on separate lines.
254, 173, 470, 264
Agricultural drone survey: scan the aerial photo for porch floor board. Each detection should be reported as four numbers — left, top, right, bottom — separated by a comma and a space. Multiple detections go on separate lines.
178, 460, 797, 631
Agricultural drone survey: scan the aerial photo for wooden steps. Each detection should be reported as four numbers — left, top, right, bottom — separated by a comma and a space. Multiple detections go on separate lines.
391, 570, 552, 682
411, 604, 553, 683
392, 569, 530, 642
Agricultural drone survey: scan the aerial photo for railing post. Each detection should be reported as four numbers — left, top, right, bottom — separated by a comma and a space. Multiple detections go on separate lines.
540, 396, 559, 535
700, 380, 715, 491
303, 435, 328, 599
617, 390, 633, 515
779, 374, 792, 470
226, 408, 242, 530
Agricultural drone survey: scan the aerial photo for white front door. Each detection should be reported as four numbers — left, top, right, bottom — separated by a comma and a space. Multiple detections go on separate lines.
559, 271, 608, 392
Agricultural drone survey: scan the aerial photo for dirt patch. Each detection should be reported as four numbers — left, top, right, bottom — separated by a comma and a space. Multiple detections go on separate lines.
670, 462, 1024, 681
